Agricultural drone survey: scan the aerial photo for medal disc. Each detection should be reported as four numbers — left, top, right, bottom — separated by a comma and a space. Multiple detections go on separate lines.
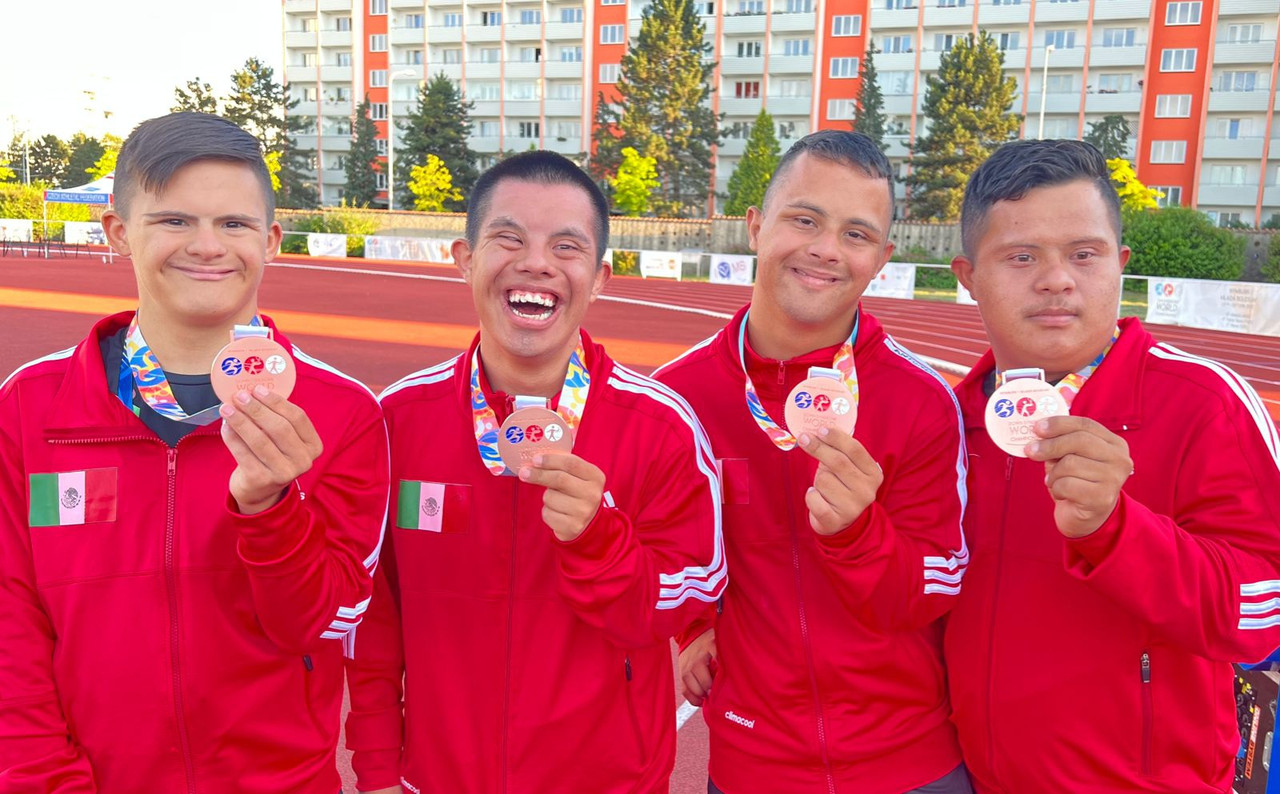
985, 378, 1068, 457
497, 406, 575, 472
211, 336, 297, 403
783, 376, 857, 439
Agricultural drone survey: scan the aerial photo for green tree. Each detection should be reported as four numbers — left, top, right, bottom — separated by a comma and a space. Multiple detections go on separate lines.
724, 110, 779, 216
408, 155, 464, 212
0, 155, 12, 183
87, 134, 121, 181
610, 147, 660, 215
3, 136, 28, 183
1083, 115, 1132, 160
1107, 157, 1160, 213
344, 97, 381, 207
906, 33, 1021, 221
65, 134, 105, 186
223, 58, 288, 152
172, 78, 220, 114
278, 98, 319, 209
29, 134, 70, 186
853, 44, 888, 150
0, 183, 92, 240
590, 0, 721, 216
396, 73, 477, 211
1123, 207, 1245, 280
1265, 231, 1280, 282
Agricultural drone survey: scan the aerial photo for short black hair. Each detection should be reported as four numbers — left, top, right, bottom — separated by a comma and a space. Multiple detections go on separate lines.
961, 139, 1120, 257
763, 129, 895, 216
114, 112, 275, 221
465, 150, 609, 262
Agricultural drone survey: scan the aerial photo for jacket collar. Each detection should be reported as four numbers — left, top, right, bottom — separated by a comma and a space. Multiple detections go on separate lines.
714, 302, 886, 383
956, 316, 1150, 432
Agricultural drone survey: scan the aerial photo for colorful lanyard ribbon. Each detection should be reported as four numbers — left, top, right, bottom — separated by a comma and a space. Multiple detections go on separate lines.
117, 313, 264, 425
470, 335, 590, 476
737, 309, 859, 451
997, 325, 1121, 409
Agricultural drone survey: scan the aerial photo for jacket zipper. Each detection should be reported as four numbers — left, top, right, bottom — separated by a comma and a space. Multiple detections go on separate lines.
776, 360, 786, 386
500, 484, 519, 793
784, 462, 837, 794
624, 656, 646, 754
986, 456, 1015, 782
1141, 651, 1153, 776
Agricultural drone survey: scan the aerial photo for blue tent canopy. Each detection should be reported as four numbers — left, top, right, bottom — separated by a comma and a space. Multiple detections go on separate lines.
44, 174, 114, 205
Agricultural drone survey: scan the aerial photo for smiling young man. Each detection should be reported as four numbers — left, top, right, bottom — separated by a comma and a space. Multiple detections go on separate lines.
656, 130, 970, 793
0, 112, 389, 792
344, 151, 724, 794
945, 139, 1280, 792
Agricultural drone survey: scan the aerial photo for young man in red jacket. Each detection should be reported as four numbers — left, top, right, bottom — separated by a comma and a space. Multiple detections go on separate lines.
656, 130, 971, 793
344, 151, 725, 794
0, 112, 389, 793
945, 139, 1280, 792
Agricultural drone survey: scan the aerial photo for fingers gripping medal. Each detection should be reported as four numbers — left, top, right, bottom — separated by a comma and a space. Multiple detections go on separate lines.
497, 396, 575, 472
784, 366, 858, 438
210, 325, 297, 404
985, 368, 1068, 457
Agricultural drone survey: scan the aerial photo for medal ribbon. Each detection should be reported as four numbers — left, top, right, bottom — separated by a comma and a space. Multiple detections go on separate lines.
471, 335, 590, 476
738, 309, 859, 451
997, 326, 1121, 408
118, 313, 263, 425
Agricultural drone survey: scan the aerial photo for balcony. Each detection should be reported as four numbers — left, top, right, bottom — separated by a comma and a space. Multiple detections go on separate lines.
471, 100, 501, 116
319, 0, 350, 10
504, 60, 541, 78
391, 0, 423, 7
429, 25, 462, 43
430, 62, 462, 80
1026, 91, 1082, 113
291, 101, 321, 118
999, 47, 1028, 68
717, 138, 747, 156
771, 11, 816, 31
1033, 45, 1085, 69
545, 60, 584, 78
1220, 0, 1278, 14
1093, 0, 1150, 19
1214, 40, 1277, 66
1089, 44, 1146, 67
319, 65, 352, 83
504, 100, 541, 115
320, 30, 352, 48
721, 97, 765, 116
883, 93, 917, 116
722, 13, 767, 33
1197, 184, 1259, 206
468, 25, 503, 42
978, 3, 1029, 25
920, 50, 942, 71
1084, 90, 1141, 113
927, 5, 974, 26
1208, 89, 1272, 112
467, 62, 502, 79
545, 99, 582, 116
320, 135, 351, 152
874, 7, 919, 28
1036, 2, 1087, 22
766, 95, 812, 115
769, 54, 814, 73
285, 31, 316, 49
1263, 186, 1280, 207
1201, 136, 1266, 159
545, 21, 584, 38
721, 55, 764, 74
884, 134, 911, 158
546, 137, 584, 155
391, 26, 425, 46
506, 23, 542, 41
472, 136, 501, 153
878, 51, 918, 71
321, 98, 355, 116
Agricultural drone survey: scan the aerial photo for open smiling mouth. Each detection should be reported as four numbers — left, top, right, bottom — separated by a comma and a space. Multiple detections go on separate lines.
506, 289, 560, 322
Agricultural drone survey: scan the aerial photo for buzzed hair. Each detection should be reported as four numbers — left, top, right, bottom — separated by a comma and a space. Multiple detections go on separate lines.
961, 139, 1120, 257
466, 150, 610, 262
113, 112, 275, 221
762, 130, 895, 216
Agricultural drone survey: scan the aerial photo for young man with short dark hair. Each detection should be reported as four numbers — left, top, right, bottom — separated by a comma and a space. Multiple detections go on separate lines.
657, 130, 971, 793
0, 112, 389, 792
946, 138, 1280, 792
344, 151, 725, 794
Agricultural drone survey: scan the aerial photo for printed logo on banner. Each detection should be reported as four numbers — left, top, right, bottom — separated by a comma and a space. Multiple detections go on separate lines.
709, 254, 754, 286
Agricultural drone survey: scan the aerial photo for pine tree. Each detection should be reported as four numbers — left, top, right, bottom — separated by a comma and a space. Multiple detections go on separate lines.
29, 134, 70, 186
1084, 115, 1132, 159
396, 73, 477, 211
278, 102, 319, 209
224, 58, 288, 152
724, 110, 779, 216
852, 44, 888, 150
171, 78, 220, 114
65, 134, 105, 186
905, 33, 1020, 221
590, 0, 721, 217
345, 97, 381, 207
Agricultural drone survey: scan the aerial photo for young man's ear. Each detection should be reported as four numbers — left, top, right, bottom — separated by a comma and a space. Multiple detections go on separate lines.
101, 210, 132, 257
951, 255, 976, 298
452, 238, 474, 283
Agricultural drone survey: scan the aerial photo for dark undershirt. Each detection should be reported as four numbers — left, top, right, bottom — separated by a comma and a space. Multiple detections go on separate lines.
101, 328, 220, 447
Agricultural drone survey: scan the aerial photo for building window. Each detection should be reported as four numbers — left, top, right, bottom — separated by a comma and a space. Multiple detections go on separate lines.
734, 81, 761, 98
992, 0, 1021, 4
1043, 30, 1076, 49
370, 0, 387, 13
370, 69, 387, 87
724, 121, 752, 139
1159, 48, 1196, 72
404, 13, 425, 28
441, 48, 462, 64
443, 12, 463, 26
1208, 165, 1248, 185
1042, 118, 1076, 138
1045, 74, 1073, 92
1150, 186, 1181, 207
827, 98, 858, 120
881, 34, 913, 53
1101, 28, 1135, 47
370, 34, 388, 51
1225, 24, 1262, 43
508, 81, 539, 100
333, 86, 352, 102
937, 0, 966, 6
601, 24, 625, 44
406, 49, 424, 64
782, 39, 811, 56
601, 0, 626, 5
737, 0, 765, 11
778, 78, 810, 96
301, 52, 317, 67
470, 81, 500, 100
370, 102, 388, 120
335, 52, 352, 67
934, 33, 959, 52
479, 47, 501, 63
518, 121, 540, 138
832, 15, 862, 36
1216, 71, 1258, 92
336, 16, 352, 31
830, 57, 860, 78
301, 17, 317, 32
482, 11, 502, 25
737, 40, 762, 57
1096, 72, 1132, 92
559, 45, 583, 61
477, 121, 499, 137
334, 120, 352, 136
879, 70, 911, 93
1149, 140, 1187, 164
885, 0, 916, 8
518, 46, 542, 62
561, 7, 584, 21
1165, 1, 1201, 25
376, 172, 388, 190
552, 82, 584, 99
551, 121, 582, 138
1218, 118, 1255, 139
785, 0, 813, 11
1154, 94, 1191, 117
599, 63, 620, 83
520, 9, 542, 23
996, 32, 1019, 50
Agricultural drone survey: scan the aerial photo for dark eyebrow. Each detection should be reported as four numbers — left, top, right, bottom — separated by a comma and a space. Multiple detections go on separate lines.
784, 201, 884, 237
487, 216, 591, 246
485, 216, 525, 235
141, 211, 262, 225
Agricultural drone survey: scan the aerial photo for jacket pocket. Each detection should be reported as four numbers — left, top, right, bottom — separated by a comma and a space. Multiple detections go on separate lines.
718, 459, 750, 506
624, 655, 649, 760
1140, 650, 1153, 777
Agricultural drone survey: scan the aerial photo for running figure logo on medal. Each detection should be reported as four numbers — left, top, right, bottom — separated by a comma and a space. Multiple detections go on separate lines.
61, 487, 82, 509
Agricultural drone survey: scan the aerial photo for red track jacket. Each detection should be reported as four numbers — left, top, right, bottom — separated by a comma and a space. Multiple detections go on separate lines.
655, 306, 969, 793
344, 331, 726, 793
0, 312, 389, 794
945, 317, 1280, 793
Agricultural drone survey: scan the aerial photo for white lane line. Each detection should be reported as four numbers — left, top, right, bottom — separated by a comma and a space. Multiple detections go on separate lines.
676, 700, 701, 730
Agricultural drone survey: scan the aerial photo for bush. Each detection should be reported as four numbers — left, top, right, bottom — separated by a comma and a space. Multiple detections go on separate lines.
1122, 207, 1245, 281
280, 205, 382, 257
611, 250, 638, 276
0, 183, 93, 241
1264, 234, 1280, 283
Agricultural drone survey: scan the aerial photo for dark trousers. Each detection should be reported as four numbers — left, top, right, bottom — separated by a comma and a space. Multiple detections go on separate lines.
709, 764, 974, 794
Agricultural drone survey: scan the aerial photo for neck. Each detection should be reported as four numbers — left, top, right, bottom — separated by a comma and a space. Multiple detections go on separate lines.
136, 305, 257, 375
478, 337, 576, 399
745, 301, 856, 362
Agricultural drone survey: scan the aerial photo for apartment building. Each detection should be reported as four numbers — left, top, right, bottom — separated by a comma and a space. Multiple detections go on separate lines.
280, 0, 1279, 224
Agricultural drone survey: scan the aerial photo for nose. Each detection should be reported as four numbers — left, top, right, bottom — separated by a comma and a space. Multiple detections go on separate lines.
1035, 256, 1076, 294
186, 222, 227, 260
514, 243, 556, 277
806, 229, 841, 264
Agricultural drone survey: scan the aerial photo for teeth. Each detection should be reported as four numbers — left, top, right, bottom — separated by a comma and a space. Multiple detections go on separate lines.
508, 290, 556, 308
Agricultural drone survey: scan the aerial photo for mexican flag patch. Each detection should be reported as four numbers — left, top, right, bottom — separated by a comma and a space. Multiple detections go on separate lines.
396, 480, 469, 533
29, 468, 117, 527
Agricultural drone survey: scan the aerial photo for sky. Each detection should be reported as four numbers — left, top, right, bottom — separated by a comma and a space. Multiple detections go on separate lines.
1, 0, 283, 144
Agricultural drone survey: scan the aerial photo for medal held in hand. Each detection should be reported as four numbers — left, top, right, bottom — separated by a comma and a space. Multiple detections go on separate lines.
210, 325, 296, 404
496, 397, 575, 472
784, 366, 858, 439
985, 368, 1068, 457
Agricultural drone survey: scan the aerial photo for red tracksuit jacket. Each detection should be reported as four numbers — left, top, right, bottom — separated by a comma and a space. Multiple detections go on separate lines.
344, 331, 726, 793
655, 306, 969, 793
945, 317, 1280, 793
0, 312, 389, 793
